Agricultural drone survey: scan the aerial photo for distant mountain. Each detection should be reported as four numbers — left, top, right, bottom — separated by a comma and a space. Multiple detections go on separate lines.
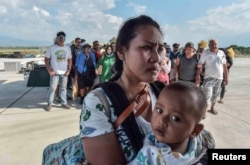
0, 36, 50, 47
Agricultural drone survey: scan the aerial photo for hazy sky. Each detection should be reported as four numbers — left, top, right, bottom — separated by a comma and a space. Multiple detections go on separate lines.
0, 0, 249, 47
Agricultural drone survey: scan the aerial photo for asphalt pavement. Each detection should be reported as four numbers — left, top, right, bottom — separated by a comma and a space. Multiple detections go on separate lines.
0, 58, 249, 165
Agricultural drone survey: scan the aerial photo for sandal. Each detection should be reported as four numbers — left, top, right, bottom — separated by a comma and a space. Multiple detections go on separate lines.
218, 100, 224, 104
208, 110, 218, 115
202, 113, 207, 119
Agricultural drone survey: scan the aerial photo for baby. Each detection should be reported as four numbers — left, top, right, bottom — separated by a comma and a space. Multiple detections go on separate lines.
130, 81, 210, 165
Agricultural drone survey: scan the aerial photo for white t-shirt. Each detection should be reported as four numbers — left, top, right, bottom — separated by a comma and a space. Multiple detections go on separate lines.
45, 44, 72, 75
198, 49, 226, 80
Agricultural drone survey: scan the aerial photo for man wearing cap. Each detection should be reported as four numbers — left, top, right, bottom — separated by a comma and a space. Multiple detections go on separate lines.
44, 31, 72, 111
197, 39, 228, 115
175, 42, 200, 85
92, 40, 102, 62
197, 40, 208, 86
69, 37, 82, 88
169, 43, 181, 82
75, 43, 97, 104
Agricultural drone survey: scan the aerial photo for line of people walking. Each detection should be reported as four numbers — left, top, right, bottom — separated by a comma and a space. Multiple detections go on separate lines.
42, 15, 217, 165
44, 30, 234, 116
158, 39, 234, 116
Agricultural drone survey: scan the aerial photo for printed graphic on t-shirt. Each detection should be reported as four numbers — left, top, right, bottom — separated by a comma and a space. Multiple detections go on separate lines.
55, 50, 67, 62
75, 49, 82, 56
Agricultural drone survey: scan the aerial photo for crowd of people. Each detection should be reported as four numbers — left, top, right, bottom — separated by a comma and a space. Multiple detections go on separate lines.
42, 14, 233, 165
44, 33, 116, 109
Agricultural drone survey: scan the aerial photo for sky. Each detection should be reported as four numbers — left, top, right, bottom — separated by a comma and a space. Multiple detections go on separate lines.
0, 0, 250, 47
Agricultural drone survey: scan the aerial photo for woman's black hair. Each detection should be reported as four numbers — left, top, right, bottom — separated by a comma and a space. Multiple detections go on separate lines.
105, 45, 113, 55
108, 15, 163, 154
110, 15, 163, 81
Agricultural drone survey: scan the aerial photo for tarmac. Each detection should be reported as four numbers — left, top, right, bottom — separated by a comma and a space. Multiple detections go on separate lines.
0, 57, 249, 165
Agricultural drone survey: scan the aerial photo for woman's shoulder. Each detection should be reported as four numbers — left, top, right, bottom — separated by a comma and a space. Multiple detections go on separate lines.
80, 87, 115, 138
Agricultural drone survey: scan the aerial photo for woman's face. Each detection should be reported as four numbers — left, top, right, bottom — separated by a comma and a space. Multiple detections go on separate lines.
184, 47, 194, 56
106, 46, 112, 55
120, 25, 164, 82
84, 47, 91, 54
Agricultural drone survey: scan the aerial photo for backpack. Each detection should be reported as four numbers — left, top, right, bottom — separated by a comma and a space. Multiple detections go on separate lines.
92, 81, 165, 153
92, 81, 165, 122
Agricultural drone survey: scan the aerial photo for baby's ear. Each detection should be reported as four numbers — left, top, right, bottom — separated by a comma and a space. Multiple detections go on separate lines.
190, 124, 204, 138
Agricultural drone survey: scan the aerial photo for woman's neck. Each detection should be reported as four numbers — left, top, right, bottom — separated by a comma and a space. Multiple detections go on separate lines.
116, 75, 147, 101
185, 53, 194, 59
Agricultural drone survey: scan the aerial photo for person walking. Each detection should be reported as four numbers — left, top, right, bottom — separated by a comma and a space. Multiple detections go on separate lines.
96, 45, 116, 82
175, 42, 200, 85
169, 43, 181, 82
157, 47, 171, 85
218, 48, 233, 104
75, 44, 97, 104
44, 31, 72, 111
197, 39, 228, 115
197, 40, 208, 86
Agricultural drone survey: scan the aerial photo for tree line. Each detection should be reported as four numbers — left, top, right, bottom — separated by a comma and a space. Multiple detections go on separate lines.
227, 45, 250, 55
1, 44, 250, 56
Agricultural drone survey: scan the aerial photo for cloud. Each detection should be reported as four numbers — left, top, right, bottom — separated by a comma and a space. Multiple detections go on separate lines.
0, 0, 20, 8
127, 2, 146, 15
0, 0, 121, 45
188, 1, 250, 34
33, 6, 50, 17
0, 5, 7, 14
162, 0, 250, 47
1, 0, 249, 47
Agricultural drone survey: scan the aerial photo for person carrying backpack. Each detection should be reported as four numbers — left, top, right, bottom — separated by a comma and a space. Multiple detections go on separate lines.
217, 48, 233, 104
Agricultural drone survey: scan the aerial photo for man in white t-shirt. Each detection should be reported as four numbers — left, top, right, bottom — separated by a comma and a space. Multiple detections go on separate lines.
197, 39, 228, 115
44, 31, 72, 111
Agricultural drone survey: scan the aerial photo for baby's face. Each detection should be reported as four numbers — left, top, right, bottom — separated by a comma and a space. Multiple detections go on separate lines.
151, 89, 198, 145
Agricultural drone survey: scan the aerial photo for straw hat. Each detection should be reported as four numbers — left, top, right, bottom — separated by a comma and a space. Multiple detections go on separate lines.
198, 40, 208, 49
227, 47, 235, 58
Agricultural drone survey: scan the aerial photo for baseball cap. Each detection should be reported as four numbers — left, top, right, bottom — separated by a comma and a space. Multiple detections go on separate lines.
83, 43, 91, 48
173, 43, 180, 47
185, 42, 194, 48
56, 31, 66, 37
